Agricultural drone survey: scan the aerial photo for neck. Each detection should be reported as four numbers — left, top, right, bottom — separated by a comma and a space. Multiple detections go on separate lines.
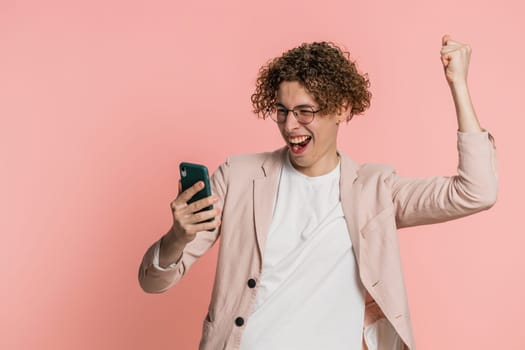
289, 150, 340, 177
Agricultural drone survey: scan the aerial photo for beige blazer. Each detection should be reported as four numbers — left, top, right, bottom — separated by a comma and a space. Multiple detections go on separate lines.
139, 129, 498, 350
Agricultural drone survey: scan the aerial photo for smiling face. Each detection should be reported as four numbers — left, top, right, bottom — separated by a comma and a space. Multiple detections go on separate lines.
276, 81, 348, 177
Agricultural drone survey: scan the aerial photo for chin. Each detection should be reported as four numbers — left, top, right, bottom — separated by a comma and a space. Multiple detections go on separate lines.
290, 155, 310, 167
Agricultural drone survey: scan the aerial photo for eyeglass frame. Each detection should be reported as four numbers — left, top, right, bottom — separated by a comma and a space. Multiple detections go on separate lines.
265, 103, 323, 125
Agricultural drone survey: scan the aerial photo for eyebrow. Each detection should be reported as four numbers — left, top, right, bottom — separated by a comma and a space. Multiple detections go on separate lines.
276, 102, 316, 109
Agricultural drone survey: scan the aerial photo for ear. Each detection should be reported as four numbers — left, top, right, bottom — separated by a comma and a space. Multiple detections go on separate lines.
336, 102, 352, 124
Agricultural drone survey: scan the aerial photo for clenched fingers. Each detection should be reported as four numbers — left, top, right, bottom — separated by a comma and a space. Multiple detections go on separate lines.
442, 34, 462, 46
185, 195, 218, 214
182, 207, 221, 225
439, 34, 472, 84
186, 216, 222, 234
173, 208, 222, 236
440, 35, 470, 54
171, 181, 205, 211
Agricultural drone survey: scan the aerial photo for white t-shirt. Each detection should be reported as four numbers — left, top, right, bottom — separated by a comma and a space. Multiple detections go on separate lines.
239, 153, 367, 349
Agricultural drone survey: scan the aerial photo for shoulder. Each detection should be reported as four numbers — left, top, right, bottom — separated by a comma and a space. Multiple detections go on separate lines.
212, 147, 285, 179
222, 147, 284, 169
358, 162, 396, 179
339, 151, 396, 184
227, 149, 280, 165
355, 162, 398, 199
351, 161, 399, 207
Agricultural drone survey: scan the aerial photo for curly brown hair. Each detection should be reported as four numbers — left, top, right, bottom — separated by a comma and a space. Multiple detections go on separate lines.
251, 41, 372, 122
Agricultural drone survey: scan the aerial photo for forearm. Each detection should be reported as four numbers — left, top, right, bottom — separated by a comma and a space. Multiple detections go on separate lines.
159, 228, 187, 268
449, 80, 483, 133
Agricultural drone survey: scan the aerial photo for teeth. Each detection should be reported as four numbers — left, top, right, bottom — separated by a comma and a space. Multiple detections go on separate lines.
288, 136, 310, 144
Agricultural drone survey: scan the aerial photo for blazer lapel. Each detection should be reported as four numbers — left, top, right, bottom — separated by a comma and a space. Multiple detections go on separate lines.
339, 151, 362, 265
253, 147, 287, 261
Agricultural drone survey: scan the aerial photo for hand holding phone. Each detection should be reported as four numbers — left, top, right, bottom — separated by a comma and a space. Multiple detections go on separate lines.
168, 163, 222, 243
179, 162, 214, 212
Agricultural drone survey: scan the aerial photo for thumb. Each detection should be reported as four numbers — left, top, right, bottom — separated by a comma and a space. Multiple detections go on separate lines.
442, 34, 451, 46
440, 53, 449, 67
178, 179, 182, 194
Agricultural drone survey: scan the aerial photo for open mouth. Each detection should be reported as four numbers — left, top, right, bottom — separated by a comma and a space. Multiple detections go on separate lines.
288, 135, 312, 154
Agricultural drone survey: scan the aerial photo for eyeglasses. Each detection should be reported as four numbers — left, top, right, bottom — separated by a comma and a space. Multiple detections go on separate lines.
265, 104, 322, 125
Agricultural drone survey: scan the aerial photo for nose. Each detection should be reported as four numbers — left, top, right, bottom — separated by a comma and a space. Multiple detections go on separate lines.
283, 110, 300, 132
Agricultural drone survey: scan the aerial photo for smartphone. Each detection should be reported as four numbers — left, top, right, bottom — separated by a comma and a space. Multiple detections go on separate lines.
179, 162, 214, 225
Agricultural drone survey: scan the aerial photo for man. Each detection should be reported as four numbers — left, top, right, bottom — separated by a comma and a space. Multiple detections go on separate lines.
139, 35, 498, 349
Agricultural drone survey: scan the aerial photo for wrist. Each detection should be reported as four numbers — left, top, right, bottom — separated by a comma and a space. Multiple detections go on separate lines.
163, 227, 186, 248
158, 228, 186, 268
449, 78, 468, 90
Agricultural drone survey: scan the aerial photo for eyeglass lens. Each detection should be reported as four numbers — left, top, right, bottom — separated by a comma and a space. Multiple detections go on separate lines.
273, 106, 315, 124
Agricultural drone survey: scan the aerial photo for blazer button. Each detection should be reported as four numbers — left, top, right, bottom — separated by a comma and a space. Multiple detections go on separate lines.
235, 317, 244, 327
247, 278, 256, 288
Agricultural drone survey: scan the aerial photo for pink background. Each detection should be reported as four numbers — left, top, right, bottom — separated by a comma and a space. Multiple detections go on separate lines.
1, 0, 523, 349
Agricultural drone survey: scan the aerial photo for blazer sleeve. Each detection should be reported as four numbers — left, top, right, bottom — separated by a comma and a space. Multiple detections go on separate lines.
138, 158, 230, 293
385, 129, 498, 229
